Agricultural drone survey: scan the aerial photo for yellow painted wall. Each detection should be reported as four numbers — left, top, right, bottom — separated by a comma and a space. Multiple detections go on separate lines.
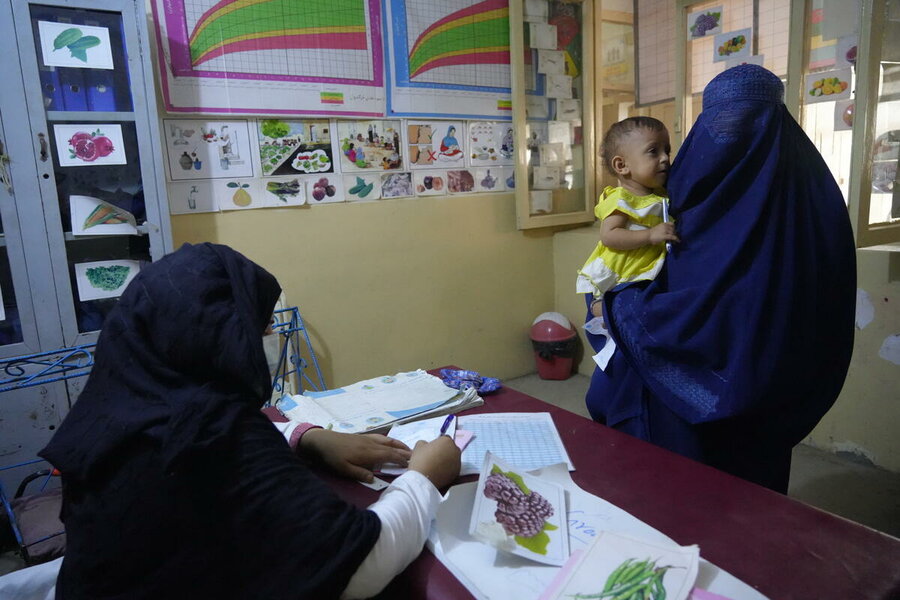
171, 194, 556, 388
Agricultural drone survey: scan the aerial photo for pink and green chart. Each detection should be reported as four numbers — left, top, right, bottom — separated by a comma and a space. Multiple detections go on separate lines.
151, 0, 384, 116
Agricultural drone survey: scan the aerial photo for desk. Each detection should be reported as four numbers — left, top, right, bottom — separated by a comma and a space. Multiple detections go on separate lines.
316, 371, 900, 599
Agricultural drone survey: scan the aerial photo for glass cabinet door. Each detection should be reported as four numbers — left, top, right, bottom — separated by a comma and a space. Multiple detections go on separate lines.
11, 0, 171, 346
510, 0, 596, 229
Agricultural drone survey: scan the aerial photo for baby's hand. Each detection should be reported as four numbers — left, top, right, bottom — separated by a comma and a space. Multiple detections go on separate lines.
648, 222, 679, 245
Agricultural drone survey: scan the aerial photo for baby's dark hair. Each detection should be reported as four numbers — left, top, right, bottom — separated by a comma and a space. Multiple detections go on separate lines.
599, 117, 667, 177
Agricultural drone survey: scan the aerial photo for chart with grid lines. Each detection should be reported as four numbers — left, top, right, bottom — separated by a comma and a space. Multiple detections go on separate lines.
458, 413, 574, 475
386, 0, 513, 118
151, 0, 385, 115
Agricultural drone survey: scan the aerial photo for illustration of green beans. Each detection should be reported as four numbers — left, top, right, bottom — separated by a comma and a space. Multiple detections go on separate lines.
570, 557, 673, 600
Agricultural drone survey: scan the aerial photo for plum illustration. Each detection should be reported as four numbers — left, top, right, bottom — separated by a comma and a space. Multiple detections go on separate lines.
312, 187, 326, 201
325, 185, 336, 197
423, 175, 433, 190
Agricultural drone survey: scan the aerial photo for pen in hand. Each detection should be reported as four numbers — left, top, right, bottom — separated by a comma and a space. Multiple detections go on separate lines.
439, 414, 455, 437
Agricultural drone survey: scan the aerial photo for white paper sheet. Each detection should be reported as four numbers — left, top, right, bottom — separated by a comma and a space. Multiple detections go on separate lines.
457, 413, 574, 476
427, 464, 769, 600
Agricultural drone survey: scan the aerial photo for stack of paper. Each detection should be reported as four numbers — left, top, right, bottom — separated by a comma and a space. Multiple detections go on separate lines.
275, 369, 482, 434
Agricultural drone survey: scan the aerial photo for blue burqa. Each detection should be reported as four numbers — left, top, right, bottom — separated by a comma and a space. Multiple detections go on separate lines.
586, 65, 856, 492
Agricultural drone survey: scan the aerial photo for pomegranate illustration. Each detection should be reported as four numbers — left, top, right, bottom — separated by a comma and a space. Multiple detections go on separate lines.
92, 136, 115, 157
67, 130, 115, 162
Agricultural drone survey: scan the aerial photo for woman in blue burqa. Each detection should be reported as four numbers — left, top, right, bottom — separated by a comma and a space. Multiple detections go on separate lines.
585, 65, 856, 493
39, 242, 460, 598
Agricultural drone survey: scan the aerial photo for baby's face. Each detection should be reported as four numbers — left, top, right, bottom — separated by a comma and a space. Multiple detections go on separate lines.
618, 128, 671, 193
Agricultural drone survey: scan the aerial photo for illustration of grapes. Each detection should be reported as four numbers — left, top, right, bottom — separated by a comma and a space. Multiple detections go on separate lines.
53, 28, 101, 62
68, 129, 115, 163
483, 467, 556, 554
690, 11, 721, 38
570, 557, 674, 600
226, 181, 252, 207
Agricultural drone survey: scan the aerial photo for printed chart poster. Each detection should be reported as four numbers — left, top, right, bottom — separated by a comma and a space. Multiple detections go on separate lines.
53, 124, 126, 167
75, 259, 140, 301
413, 170, 447, 196
467, 121, 514, 167
337, 120, 403, 172
385, 0, 513, 118
713, 28, 751, 63
407, 121, 465, 169
216, 178, 265, 211
164, 119, 254, 180
687, 6, 722, 39
805, 68, 852, 104
257, 120, 335, 177
69, 195, 138, 236
37, 21, 115, 69
150, 0, 385, 116
167, 181, 219, 214
344, 173, 383, 201
262, 177, 307, 206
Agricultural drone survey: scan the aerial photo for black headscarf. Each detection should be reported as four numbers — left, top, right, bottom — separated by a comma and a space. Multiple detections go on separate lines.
40, 243, 382, 598
41, 242, 281, 479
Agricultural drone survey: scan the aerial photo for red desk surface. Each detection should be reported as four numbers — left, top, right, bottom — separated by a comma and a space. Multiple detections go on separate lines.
314, 371, 900, 600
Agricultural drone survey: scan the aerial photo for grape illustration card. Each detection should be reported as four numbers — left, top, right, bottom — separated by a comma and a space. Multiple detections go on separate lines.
469, 452, 569, 566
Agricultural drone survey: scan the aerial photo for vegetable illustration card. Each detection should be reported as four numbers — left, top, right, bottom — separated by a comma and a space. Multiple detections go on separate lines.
344, 174, 383, 201
54, 124, 126, 167
38, 21, 114, 69
541, 531, 699, 600
262, 177, 307, 207
69, 195, 137, 236
469, 452, 569, 566
74, 260, 140, 301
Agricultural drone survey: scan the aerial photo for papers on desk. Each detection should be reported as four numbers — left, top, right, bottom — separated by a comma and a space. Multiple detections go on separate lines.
275, 369, 481, 434
458, 413, 574, 476
378, 415, 473, 476
428, 463, 768, 600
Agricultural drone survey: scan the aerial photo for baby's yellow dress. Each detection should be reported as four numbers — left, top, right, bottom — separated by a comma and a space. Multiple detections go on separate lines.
576, 186, 670, 298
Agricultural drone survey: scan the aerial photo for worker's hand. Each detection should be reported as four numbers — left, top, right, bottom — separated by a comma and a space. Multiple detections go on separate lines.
300, 429, 411, 483
408, 436, 461, 490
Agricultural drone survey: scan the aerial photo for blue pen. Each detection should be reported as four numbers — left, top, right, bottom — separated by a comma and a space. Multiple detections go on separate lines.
439, 414, 455, 436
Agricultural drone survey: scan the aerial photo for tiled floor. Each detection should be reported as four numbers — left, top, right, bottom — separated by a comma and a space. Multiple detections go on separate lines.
504, 372, 900, 539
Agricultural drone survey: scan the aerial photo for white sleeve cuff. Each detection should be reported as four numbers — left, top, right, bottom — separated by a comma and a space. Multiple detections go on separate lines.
340, 471, 441, 599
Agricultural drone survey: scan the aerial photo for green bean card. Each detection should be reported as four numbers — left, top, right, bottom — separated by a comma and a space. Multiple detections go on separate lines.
541, 530, 700, 600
